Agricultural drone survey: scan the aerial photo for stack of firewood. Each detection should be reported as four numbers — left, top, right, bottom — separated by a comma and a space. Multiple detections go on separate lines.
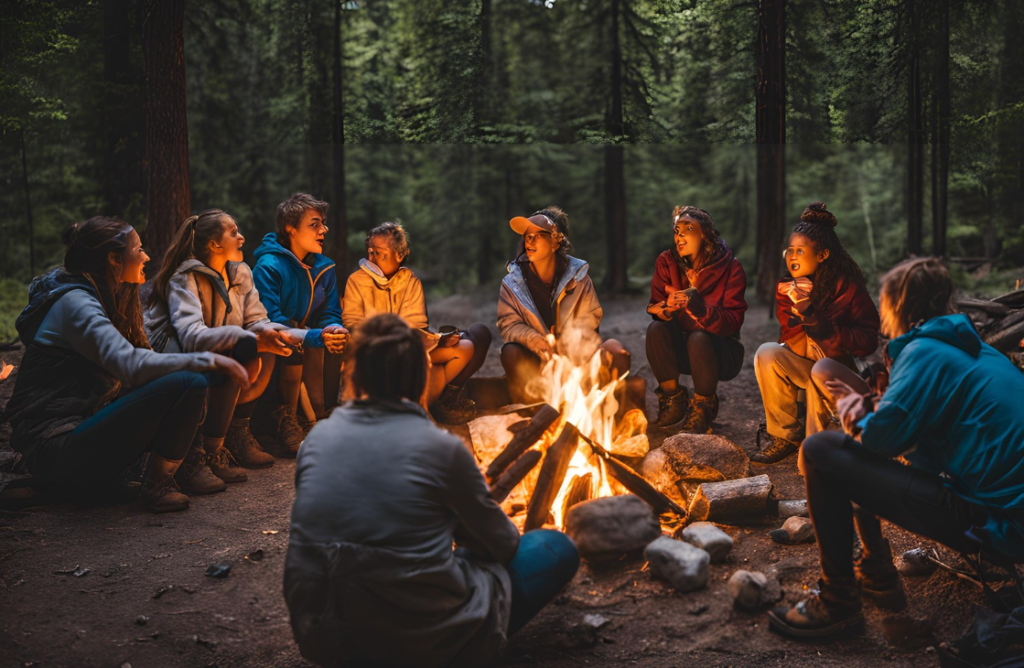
958, 288, 1024, 355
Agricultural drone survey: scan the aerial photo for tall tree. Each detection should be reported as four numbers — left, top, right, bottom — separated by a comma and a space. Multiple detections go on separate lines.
932, 0, 949, 258
605, 0, 628, 294
906, 0, 925, 256
755, 0, 786, 304
332, 0, 348, 273
102, 0, 143, 217
141, 0, 190, 264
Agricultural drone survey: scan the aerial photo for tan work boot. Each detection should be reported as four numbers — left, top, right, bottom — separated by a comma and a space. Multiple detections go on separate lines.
206, 446, 248, 483
225, 419, 275, 469
271, 405, 305, 457
142, 454, 191, 513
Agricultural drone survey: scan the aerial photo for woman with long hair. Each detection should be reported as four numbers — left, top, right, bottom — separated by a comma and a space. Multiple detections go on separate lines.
498, 206, 630, 404
342, 221, 492, 424
3, 217, 249, 512
751, 201, 880, 464
145, 210, 304, 491
284, 314, 579, 667
768, 257, 1024, 638
645, 206, 748, 434
251, 192, 348, 456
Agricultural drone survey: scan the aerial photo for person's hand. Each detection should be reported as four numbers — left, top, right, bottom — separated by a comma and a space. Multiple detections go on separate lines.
210, 353, 252, 390
256, 329, 293, 356
834, 389, 870, 436
322, 325, 349, 354
531, 337, 554, 362
666, 289, 689, 311
682, 287, 707, 318
825, 379, 856, 401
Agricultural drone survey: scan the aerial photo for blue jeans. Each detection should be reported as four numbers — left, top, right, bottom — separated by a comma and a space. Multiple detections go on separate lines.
505, 529, 580, 635
46, 370, 209, 484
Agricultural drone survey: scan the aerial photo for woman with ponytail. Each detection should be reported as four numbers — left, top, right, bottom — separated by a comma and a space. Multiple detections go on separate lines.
646, 206, 748, 434
751, 201, 880, 464
3, 217, 250, 512
285, 314, 579, 667
145, 210, 303, 493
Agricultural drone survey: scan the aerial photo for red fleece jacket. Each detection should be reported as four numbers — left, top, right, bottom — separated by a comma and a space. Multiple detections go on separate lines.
776, 275, 880, 359
647, 246, 748, 337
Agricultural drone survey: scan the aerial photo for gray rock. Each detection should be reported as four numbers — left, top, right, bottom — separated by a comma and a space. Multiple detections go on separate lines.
680, 522, 734, 563
777, 499, 808, 519
582, 614, 609, 629
770, 516, 815, 544
658, 433, 751, 480
565, 495, 662, 562
644, 536, 710, 592
898, 548, 938, 577
728, 570, 775, 610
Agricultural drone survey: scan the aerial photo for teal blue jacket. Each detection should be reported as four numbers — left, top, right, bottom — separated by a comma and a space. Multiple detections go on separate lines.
859, 314, 1024, 559
251, 233, 342, 348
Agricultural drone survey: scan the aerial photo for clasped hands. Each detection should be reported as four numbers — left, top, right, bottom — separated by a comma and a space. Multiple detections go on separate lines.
825, 378, 878, 437
665, 288, 706, 317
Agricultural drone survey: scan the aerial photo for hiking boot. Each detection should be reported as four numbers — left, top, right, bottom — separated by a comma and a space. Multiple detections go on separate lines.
430, 384, 477, 425
141, 454, 190, 513
225, 420, 275, 469
855, 539, 907, 611
653, 385, 689, 429
271, 405, 305, 457
174, 438, 227, 495
297, 410, 316, 435
206, 446, 248, 484
751, 425, 800, 464
767, 579, 864, 639
678, 392, 716, 434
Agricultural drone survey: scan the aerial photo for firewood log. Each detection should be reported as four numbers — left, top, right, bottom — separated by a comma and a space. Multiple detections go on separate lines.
489, 450, 543, 503
688, 474, 775, 523
485, 404, 560, 483
524, 423, 579, 531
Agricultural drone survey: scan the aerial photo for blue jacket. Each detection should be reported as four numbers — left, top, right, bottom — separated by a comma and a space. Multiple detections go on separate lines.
251, 233, 342, 348
859, 314, 1024, 559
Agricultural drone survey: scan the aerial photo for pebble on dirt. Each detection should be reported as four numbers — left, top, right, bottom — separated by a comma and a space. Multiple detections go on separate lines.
777, 499, 808, 519
728, 569, 774, 610
204, 563, 231, 578
680, 522, 734, 563
769, 516, 815, 544
644, 536, 710, 593
898, 547, 939, 577
564, 495, 662, 563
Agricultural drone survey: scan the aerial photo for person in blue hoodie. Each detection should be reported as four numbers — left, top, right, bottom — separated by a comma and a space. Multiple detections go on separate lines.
768, 257, 1024, 639
497, 207, 630, 404
252, 193, 348, 456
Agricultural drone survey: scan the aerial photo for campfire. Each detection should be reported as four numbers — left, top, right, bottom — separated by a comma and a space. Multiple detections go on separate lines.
471, 341, 686, 533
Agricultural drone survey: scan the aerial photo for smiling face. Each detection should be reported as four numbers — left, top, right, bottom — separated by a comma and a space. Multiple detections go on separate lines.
116, 230, 149, 284
784, 232, 829, 278
523, 224, 558, 264
286, 208, 328, 258
211, 216, 245, 263
367, 235, 404, 278
673, 216, 705, 260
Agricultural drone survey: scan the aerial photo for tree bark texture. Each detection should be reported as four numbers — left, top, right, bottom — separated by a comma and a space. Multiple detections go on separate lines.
141, 0, 190, 265
102, 0, 144, 217
906, 0, 925, 256
332, 0, 348, 272
604, 0, 628, 294
755, 0, 786, 304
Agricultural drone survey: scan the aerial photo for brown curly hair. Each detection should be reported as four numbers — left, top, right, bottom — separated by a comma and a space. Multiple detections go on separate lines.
790, 201, 866, 303
671, 205, 724, 271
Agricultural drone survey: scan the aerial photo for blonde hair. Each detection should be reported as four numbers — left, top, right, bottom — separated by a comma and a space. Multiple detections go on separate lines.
879, 257, 955, 338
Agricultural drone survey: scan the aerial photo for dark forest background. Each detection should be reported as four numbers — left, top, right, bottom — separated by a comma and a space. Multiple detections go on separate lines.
1, 0, 1023, 340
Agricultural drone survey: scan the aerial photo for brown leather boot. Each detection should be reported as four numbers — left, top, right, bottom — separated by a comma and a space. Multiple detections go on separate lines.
653, 385, 689, 429
271, 405, 304, 457
225, 420, 275, 469
430, 384, 477, 425
206, 446, 248, 484
141, 454, 190, 513
678, 393, 716, 434
174, 436, 227, 495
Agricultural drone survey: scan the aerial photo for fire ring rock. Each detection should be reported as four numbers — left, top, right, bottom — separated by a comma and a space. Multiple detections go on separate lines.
564, 495, 662, 563
728, 570, 772, 610
644, 536, 710, 592
657, 433, 752, 481
680, 522, 734, 563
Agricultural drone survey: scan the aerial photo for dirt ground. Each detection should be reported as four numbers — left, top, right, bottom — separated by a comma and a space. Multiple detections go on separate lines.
0, 290, 988, 668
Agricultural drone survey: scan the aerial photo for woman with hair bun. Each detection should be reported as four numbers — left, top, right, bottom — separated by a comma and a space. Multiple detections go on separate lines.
3, 217, 250, 512
751, 201, 880, 464
646, 206, 748, 434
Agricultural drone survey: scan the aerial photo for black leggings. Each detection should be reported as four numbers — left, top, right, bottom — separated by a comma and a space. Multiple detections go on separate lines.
801, 430, 999, 584
645, 319, 744, 396
450, 323, 493, 387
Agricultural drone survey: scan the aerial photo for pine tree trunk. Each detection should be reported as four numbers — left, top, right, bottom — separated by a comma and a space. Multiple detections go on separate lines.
102, 0, 143, 216
21, 130, 35, 279
755, 0, 786, 304
605, 0, 628, 293
933, 0, 949, 258
141, 0, 190, 266
906, 0, 925, 256
331, 0, 348, 273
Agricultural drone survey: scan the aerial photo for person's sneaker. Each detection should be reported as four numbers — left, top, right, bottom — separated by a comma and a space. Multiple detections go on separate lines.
767, 581, 864, 639
225, 421, 275, 469
855, 539, 908, 611
430, 384, 477, 425
174, 439, 227, 495
271, 405, 305, 457
206, 447, 248, 484
678, 392, 716, 434
751, 425, 800, 464
653, 385, 689, 429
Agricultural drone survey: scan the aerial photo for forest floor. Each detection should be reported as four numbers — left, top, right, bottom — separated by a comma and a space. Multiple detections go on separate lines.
0, 290, 987, 668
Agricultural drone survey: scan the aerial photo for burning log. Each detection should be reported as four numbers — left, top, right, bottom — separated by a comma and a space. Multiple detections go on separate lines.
524, 423, 580, 531
489, 450, 543, 503
485, 404, 560, 484
687, 474, 775, 523
576, 431, 687, 519
561, 472, 594, 520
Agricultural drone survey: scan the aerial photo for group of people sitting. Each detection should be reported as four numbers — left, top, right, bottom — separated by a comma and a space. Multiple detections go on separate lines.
3, 191, 1024, 662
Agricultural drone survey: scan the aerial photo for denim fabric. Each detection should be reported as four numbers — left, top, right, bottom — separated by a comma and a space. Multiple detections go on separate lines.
505, 529, 580, 635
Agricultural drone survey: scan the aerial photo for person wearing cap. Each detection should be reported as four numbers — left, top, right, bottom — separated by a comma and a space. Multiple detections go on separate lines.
497, 206, 630, 404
